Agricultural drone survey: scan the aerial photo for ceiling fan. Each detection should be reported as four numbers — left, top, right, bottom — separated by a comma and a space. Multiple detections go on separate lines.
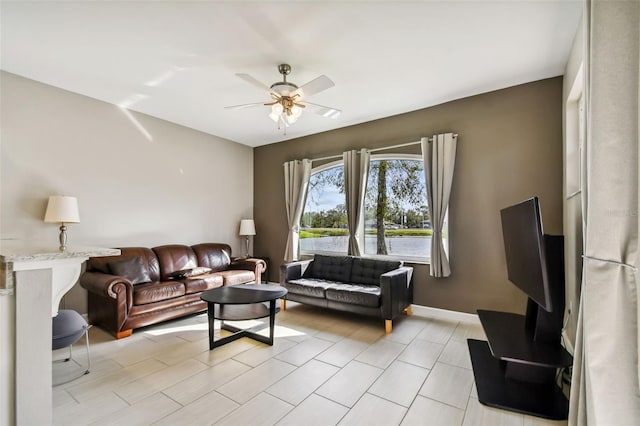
225, 64, 341, 131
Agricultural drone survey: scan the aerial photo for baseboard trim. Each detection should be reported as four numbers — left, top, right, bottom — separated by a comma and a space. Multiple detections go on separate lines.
411, 304, 480, 324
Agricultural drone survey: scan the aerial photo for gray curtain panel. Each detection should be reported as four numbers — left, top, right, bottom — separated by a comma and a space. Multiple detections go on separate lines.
344, 149, 370, 256
569, 1, 640, 424
421, 133, 457, 277
283, 159, 312, 262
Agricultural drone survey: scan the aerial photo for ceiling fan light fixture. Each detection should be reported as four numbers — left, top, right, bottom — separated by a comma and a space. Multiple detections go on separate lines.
284, 114, 298, 124
291, 105, 303, 117
272, 103, 284, 115
268, 111, 280, 122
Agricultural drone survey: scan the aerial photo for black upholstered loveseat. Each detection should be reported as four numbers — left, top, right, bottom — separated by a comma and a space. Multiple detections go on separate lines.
280, 254, 413, 333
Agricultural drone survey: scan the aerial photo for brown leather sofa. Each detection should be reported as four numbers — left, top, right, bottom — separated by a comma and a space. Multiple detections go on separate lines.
81, 243, 265, 338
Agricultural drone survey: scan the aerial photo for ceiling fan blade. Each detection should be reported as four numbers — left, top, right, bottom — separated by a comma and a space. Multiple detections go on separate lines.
304, 102, 342, 119
235, 73, 276, 95
224, 102, 266, 110
292, 75, 335, 99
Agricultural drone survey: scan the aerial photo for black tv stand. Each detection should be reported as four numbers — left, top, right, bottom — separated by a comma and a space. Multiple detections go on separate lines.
468, 235, 572, 420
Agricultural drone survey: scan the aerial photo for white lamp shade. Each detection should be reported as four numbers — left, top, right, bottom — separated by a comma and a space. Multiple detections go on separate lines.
44, 196, 80, 223
239, 219, 256, 236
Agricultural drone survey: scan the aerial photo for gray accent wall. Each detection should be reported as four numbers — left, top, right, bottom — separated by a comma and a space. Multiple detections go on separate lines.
1, 71, 254, 314
254, 77, 564, 315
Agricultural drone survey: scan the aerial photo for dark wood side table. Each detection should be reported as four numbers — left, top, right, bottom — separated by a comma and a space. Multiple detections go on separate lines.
200, 283, 287, 350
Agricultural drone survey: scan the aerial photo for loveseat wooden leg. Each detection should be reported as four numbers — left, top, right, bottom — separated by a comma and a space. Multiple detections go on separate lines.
404, 306, 412, 316
281, 299, 286, 311
385, 320, 392, 334
115, 329, 132, 339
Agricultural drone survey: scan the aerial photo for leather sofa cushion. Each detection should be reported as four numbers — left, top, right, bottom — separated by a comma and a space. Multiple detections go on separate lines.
89, 247, 161, 282
133, 281, 186, 305
182, 274, 224, 294
191, 243, 232, 272
325, 283, 381, 307
284, 278, 340, 299
351, 258, 402, 286
307, 255, 353, 283
153, 245, 198, 280
217, 270, 255, 286
108, 257, 151, 285
128, 293, 204, 317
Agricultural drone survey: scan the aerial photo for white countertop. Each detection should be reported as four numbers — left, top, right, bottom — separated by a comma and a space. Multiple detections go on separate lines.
0, 241, 119, 263
0, 241, 120, 292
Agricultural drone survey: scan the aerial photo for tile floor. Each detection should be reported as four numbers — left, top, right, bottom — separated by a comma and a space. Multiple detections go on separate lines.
53, 301, 568, 426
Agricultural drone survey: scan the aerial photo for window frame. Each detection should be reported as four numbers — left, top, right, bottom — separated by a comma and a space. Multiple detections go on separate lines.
299, 153, 449, 264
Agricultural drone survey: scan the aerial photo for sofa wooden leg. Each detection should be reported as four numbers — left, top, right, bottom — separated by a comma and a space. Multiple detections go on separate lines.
115, 329, 132, 339
281, 299, 286, 311
385, 320, 392, 334
404, 306, 412, 316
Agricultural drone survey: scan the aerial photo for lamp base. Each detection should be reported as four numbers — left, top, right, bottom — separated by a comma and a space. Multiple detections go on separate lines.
243, 236, 250, 258
59, 224, 67, 251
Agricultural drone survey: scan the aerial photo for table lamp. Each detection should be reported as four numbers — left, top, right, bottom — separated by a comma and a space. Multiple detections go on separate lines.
239, 219, 256, 258
44, 195, 80, 251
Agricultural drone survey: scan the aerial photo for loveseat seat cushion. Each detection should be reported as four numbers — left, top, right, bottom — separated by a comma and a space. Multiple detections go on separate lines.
351, 258, 402, 286
284, 278, 340, 299
133, 281, 186, 305
325, 284, 381, 307
191, 243, 232, 272
306, 255, 353, 283
182, 274, 224, 294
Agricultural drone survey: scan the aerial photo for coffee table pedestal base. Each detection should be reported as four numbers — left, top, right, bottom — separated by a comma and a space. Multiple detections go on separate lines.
206, 300, 278, 350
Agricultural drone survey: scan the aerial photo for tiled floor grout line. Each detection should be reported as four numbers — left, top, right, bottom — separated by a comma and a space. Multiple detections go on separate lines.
159, 390, 186, 407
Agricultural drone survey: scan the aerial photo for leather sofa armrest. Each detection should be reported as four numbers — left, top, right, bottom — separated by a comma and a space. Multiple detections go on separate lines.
280, 259, 313, 284
230, 257, 266, 283
380, 266, 413, 320
80, 271, 133, 308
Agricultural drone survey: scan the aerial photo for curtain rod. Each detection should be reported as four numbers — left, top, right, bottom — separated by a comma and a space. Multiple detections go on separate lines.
305, 134, 458, 164
310, 140, 422, 163
370, 139, 422, 153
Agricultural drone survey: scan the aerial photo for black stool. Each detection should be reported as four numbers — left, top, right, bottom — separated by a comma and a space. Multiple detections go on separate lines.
52, 310, 91, 385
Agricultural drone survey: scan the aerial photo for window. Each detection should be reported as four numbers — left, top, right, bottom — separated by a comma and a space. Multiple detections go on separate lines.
300, 163, 348, 254
301, 154, 446, 263
363, 155, 432, 262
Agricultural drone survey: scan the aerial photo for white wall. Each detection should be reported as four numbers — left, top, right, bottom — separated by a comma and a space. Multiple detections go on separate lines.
1, 71, 254, 313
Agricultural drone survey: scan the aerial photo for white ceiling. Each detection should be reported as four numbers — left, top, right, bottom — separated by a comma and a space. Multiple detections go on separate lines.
1, 1, 582, 147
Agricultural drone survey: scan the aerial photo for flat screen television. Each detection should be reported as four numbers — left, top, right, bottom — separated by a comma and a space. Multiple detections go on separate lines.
500, 197, 564, 342
500, 197, 552, 312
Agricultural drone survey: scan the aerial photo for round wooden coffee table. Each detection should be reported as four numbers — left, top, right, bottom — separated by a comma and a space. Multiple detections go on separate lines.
200, 283, 287, 350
